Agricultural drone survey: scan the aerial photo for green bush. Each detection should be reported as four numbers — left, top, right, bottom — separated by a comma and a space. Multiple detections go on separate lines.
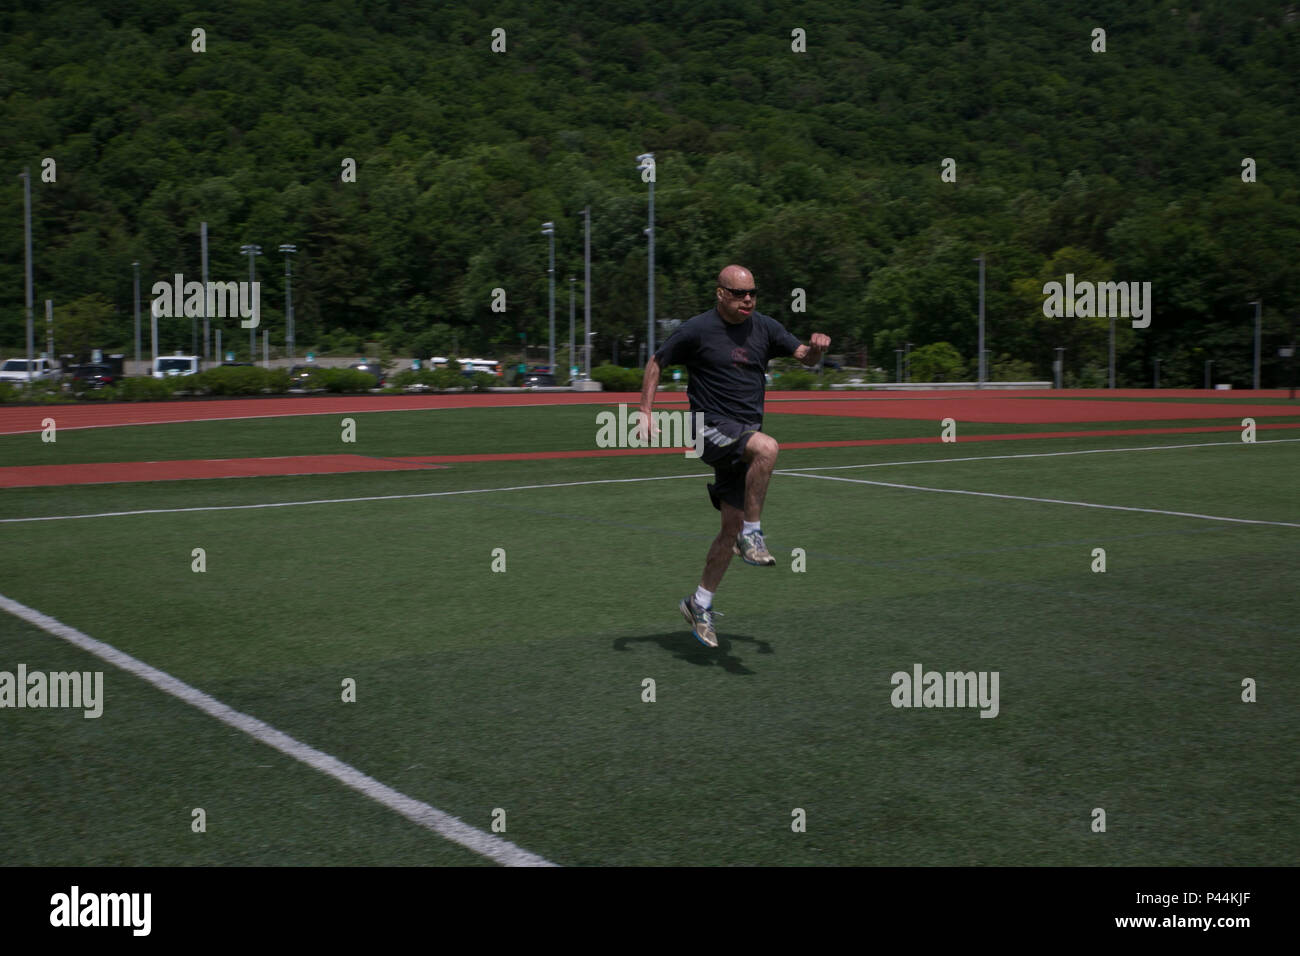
392, 368, 468, 390
190, 365, 287, 395
0, 379, 73, 403
771, 369, 820, 389
907, 342, 967, 382
591, 363, 643, 391
1066, 363, 1107, 389
69, 377, 117, 400
113, 376, 174, 401
988, 355, 1039, 382
314, 367, 383, 392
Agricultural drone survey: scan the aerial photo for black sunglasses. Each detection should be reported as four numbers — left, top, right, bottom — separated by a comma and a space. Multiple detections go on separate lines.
721, 287, 757, 299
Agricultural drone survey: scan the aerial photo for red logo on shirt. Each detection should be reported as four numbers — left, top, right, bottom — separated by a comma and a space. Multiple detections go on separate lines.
731, 347, 751, 366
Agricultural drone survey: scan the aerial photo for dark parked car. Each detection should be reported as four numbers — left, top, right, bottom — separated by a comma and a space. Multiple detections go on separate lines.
349, 361, 386, 387
519, 371, 557, 388
288, 364, 321, 389
66, 363, 118, 390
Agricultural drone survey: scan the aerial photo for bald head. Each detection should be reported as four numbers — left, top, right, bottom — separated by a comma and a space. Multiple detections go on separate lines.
717, 265, 753, 289
715, 264, 757, 324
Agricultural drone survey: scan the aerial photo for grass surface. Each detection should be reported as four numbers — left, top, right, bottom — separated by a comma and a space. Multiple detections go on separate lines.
1, 401, 1296, 865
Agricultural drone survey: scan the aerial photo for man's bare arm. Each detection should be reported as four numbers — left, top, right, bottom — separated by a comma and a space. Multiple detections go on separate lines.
794, 333, 832, 366
639, 356, 661, 413
638, 357, 662, 440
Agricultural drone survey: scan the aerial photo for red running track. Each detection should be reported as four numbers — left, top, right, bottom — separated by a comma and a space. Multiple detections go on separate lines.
2, 422, 1297, 489
0, 389, 1296, 434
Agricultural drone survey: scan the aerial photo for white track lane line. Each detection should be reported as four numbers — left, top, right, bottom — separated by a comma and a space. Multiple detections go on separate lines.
0, 473, 706, 523
1, 438, 1295, 526
0, 592, 557, 867
778, 437, 1300, 472
780, 471, 1300, 528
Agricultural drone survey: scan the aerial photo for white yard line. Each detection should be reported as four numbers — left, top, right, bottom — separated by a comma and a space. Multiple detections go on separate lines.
780, 471, 1300, 528
0, 473, 706, 523
777, 437, 1300, 472
2, 438, 1294, 526
0, 591, 557, 867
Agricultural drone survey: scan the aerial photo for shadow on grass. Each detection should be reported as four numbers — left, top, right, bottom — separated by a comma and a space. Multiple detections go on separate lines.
612, 631, 773, 675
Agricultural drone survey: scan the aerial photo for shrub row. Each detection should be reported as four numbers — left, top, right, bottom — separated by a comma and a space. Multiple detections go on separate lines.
390, 368, 494, 390
0, 365, 387, 403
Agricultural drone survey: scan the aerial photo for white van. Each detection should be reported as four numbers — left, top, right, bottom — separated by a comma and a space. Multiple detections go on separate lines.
0, 357, 58, 384
153, 354, 200, 378
462, 358, 503, 378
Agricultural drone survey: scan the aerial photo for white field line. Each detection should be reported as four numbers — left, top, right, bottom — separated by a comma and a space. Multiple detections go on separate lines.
0, 591, 557, 867
780, 472, 1300, 529
777, 437, 1300, 472
0, 473, 706, 523
1, 438, 1294, 526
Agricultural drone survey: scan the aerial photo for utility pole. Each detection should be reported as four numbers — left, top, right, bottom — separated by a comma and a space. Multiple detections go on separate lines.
280, 244, 298, 359
541, 222, 555, 370
21, 169, 34, 381
239, 244, 262, 360
582, 206, 591, 378
133, 261, 141, 364
1250, 300, 1262, 389
201, 222, 209, 362
975, 254, 985, 388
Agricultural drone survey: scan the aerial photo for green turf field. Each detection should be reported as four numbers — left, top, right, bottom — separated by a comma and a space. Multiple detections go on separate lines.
1, 401, 1297, 866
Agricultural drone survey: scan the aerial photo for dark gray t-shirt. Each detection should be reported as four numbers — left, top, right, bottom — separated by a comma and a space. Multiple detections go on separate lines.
653, 308, 801, 424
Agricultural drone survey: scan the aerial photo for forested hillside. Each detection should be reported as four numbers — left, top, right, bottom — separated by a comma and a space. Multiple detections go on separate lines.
2, 0, 1298, 385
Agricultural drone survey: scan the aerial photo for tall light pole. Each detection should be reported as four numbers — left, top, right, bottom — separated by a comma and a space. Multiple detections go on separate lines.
637, 152, 655, 359
150, 282, 159, 363
1204, 359, 1214, 390
281, 244, 297, 359
1108, 316, 1116, 389
20, 169, 33, 381
133, 261, 141, 364
540, 222, 555, 370
200, 222, 209, 362
904, 341, 912, 383
1055, 347, 1065, 389
568, 276, 576, 383
975, 254, 985, 388
240, 243, 262, 360
1153, 357, 1160, 389
581, 206, 591, 378
1249, 300, 1261, 389
895, 348, 903, 384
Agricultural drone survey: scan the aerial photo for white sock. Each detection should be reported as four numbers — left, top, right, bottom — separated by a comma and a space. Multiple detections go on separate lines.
742, 520, 761, 535
694, 586, 713, 609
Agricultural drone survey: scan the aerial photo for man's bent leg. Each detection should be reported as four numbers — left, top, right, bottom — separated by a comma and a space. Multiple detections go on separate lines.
742, 432, 779, 522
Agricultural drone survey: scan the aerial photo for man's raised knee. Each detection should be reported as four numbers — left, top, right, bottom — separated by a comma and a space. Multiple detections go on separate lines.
746, 433, 779, 462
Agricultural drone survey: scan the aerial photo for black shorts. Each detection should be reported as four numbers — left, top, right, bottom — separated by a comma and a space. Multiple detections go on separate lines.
698, 418, 761, 511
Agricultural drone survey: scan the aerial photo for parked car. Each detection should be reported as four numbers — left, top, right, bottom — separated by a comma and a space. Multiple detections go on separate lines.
66, 363, 118, 390
0, 357, 59, 384
153, 355, 200, 378
519, 371, 557, 388
462, 358, 503, 378
287, 364, 321, 389
348, 361, 385, 387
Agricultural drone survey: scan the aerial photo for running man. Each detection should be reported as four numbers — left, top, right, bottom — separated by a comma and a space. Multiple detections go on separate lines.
639, 264, 831, 647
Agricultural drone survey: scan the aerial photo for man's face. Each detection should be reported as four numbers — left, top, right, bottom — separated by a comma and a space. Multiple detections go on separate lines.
716, 270, 757, 324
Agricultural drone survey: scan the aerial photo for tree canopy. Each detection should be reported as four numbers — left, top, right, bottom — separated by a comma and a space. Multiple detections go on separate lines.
2, 0, 1297, 385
